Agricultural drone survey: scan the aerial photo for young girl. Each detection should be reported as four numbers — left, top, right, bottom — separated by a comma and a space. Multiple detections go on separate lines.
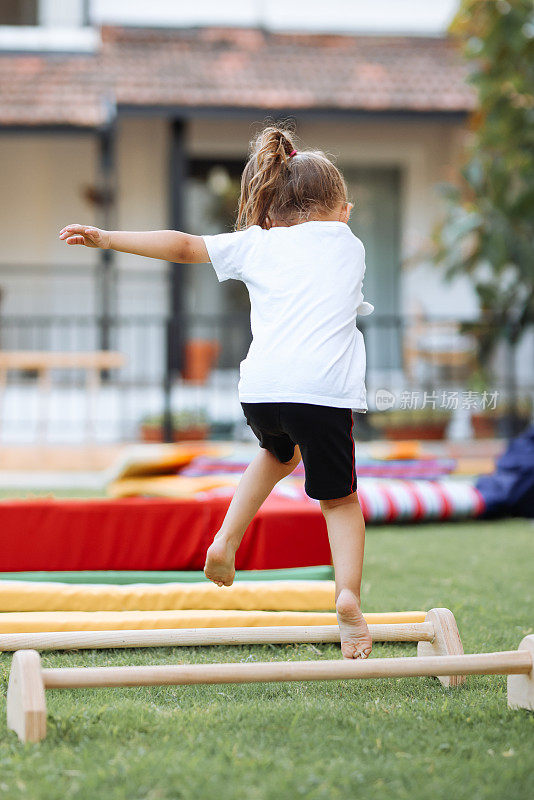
59, 125, 374, 660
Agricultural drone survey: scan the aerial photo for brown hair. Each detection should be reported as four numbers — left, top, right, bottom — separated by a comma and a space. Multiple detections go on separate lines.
236, 123, 349, 230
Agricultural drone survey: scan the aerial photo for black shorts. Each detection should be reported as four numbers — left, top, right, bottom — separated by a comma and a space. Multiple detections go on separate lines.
240, 401, 357, 501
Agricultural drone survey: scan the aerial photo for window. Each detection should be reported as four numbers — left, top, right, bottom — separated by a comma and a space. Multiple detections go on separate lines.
344, 166, 402, 371
185, 157, 251, 368
0, 0, 38, 25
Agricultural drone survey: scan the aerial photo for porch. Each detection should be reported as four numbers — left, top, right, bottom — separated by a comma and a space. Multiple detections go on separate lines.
0, 303, 529, 446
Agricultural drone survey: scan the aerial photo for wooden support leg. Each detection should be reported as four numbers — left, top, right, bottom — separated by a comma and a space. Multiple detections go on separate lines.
417, 608, 465, 688
7, 650, 47, 743
507, 635, 534, 711
5, 638, 533, 744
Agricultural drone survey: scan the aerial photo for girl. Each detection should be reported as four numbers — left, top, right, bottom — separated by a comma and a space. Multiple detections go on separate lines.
59, 124, 374, 660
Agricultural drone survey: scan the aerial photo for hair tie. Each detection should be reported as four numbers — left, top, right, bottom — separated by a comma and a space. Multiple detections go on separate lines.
289, 149, 297, 157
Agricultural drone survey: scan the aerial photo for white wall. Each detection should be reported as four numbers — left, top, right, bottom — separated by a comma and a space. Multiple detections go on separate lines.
0, 120, 169, 332
1, 0, 460, 53
92, 0, 460, 36
114, 117, 170, 316
0, 0, 96, 52
0, 132, 96, 316
39, 0, 86, 27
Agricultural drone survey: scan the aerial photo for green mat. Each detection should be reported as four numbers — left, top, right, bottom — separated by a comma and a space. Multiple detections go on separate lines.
0, 566, 334, 585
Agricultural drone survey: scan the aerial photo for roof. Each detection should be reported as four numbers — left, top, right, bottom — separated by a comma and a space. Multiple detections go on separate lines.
0, 26, 476, 128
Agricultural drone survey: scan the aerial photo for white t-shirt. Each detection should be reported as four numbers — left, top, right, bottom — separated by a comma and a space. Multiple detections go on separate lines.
202, 221, 374, 410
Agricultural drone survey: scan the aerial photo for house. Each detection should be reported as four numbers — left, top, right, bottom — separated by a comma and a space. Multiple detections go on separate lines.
1, 0, 528, 442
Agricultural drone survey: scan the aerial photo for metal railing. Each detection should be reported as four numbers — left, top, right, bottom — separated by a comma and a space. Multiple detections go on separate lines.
0, 262, 532, 443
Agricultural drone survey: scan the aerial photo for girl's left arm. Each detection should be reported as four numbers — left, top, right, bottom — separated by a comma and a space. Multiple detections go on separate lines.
59, 224, 210, 264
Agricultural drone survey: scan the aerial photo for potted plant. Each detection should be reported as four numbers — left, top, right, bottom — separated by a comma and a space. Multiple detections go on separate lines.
465, 367, 497, 438
463, 367, 533, 438
371, 408, 453, 441
182, 339, 221, 384
139, 409, 209, 442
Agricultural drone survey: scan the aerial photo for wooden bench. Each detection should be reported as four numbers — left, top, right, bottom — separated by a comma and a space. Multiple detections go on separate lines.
0, 351, 126, 441
403, 316, 477, 382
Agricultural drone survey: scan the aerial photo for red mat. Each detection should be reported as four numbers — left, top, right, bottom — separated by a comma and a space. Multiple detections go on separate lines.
0, 495, 330, 572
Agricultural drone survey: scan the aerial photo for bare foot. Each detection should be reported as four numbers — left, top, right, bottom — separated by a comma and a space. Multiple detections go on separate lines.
336, 589, 373, 659
204, 535, 236, 587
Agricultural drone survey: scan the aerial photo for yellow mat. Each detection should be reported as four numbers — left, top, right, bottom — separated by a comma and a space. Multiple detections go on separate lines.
107, 474, 239, 499
107, 442, 230, 482
0, 580, 336, 613
0, 609, 426, 633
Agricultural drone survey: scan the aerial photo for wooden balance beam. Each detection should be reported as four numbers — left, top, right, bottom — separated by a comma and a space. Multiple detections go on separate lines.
0, 609, 464, 684
0, 621, 433, 650
0, 609, 465, 690
7, 635, 534, 743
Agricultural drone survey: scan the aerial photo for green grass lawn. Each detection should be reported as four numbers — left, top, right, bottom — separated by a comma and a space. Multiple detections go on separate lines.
0, 518, 533, 800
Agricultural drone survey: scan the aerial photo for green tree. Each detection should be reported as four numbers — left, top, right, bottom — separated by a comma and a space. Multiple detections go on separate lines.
432, 0, 534, 376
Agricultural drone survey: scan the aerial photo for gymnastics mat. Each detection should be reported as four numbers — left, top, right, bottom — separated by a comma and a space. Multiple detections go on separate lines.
0, 495, 330, 572
0, 480, 484, 573
179, 454, 458, 480
106, 442, 230, 482
0, 566, 334, 584
0, 580, 336, 613
0, 609, 426, 634
107, 474, 485, 523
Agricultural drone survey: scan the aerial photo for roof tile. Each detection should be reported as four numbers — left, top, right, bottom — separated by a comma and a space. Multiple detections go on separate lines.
0, 26, 476, 127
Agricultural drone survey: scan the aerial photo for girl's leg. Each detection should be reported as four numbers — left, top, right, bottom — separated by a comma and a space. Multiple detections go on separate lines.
320, 492, 372, 659
204, 445, 301, 586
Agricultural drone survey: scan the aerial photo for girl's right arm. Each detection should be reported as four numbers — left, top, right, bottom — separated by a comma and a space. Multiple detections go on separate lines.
58, 224, 210, 264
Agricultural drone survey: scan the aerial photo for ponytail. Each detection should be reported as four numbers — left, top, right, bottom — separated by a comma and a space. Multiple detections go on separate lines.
236, 122, 348, 230
237, 125, 297, 230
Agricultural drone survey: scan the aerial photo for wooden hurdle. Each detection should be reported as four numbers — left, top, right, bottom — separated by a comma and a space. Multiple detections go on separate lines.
0, 622, 431, 651
0, 608, 464, 686
7, 635, 534, 743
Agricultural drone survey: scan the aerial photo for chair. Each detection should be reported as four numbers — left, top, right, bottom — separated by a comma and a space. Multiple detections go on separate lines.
403, 309, 477, 383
